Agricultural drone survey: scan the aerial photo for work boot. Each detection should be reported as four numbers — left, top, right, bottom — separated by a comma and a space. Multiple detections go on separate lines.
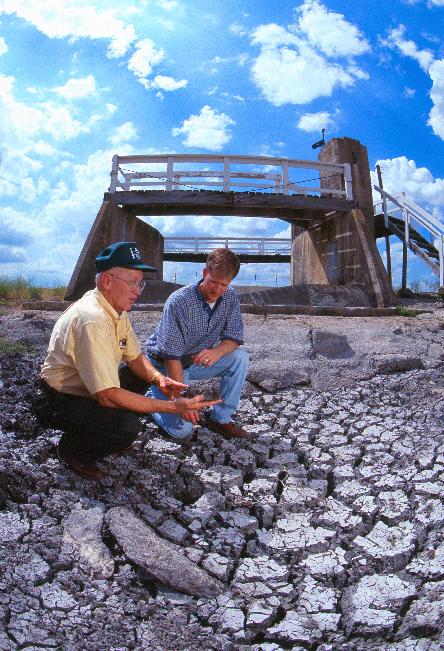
57, 445, 105, 481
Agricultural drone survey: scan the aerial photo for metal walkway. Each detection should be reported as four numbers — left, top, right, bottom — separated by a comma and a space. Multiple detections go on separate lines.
163, 237, 291, 263
106, 153, 356, 225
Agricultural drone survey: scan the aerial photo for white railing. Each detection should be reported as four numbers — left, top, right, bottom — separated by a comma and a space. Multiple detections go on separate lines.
109, 154, 353, 200
164, 236, 291, 256
374, 186, 444, 286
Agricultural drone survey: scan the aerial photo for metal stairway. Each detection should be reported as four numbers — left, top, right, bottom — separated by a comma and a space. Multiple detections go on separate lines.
373, 186, 444, 287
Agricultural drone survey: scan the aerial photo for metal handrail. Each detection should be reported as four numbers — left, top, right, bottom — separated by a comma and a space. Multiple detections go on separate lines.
164, 236, 291, 256
109, 153, 353, 200
374, 185, 444, 285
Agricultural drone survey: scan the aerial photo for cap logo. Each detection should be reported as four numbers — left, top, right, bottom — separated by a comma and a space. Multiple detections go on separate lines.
129, 246, 140, 261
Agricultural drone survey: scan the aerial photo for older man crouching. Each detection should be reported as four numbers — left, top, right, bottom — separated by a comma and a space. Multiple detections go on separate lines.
38, 241, 219, 480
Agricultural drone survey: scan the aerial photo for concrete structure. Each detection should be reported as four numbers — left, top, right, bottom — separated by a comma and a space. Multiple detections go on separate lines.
65, 139, 395, 307
291, 138, 394, 307
65, 201, 163, 301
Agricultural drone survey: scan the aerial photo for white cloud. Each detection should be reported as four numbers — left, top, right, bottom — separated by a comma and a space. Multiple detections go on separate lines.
372, 157, 444, 208
250, 1, 369, 106
297, 110, 337, 132
251, 38, 365, 106
0, 74, 87, 142
403, 87, 416, 97
127, 38, 164, 83
428, 59, 444, 139
297, 0, 370, 58
109, 122, 138, 146
211, 54, 248, 67
230, 22, 247, 37
0, 1, 136, 58
0, 244, 27, 264
27, 142, 58, 156
151, 75, 188, 91
0, 36, 7, 55
221, 92, 245, 102
52, 74, 96, 100
384, 24, 434, 72
0, 72, 91, 217
381, 25, 443, 141
0, 207, 41, 246
172, 105, 235, 151
156, 0, 179, 10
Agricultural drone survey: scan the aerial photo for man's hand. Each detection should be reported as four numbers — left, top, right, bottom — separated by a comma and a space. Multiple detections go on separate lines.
157, 374, 186, 399
173, 395, 221, 422
192, 348, 222, 368
182, 409, 201, 425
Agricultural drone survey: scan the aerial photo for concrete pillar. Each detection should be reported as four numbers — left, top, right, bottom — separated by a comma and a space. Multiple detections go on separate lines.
65, 200, 163, 300
290, 137, 395, 306
319, 137, 375, 228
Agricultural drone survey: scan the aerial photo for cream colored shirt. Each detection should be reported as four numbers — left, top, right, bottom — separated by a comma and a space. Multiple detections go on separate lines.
41, 288, 141, 398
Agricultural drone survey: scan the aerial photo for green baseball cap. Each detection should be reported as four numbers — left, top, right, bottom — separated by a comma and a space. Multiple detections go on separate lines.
95, 241, 157, 273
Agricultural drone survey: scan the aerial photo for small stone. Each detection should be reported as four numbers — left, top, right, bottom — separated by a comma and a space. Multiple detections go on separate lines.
299, 576, 337, 613
300, 547, 348, 581
400, 580, 444, 636
182, 491, 225, 526
246, 596, 280, 629
0, 512, 29, 542
353, 521, 416, 570
201, 553, 232, 581
7, 612, 59, 647
378, 490, 411, 524
318, 497, 363, 533
157, 518, 188, 545
138, 503, 165, 526
209, 595, 245, 635
353, 494, 379, 518
342, 574, 416, 635
333, 479, 369, 503
266, 611, 323, 644
13, 551, 50, 585
219, 510, 258, 535
39, 582, 77, 611
406, 542, 444, 578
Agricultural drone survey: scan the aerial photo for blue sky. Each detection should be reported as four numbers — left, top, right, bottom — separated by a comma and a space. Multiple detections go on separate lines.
0, 0, 443, 288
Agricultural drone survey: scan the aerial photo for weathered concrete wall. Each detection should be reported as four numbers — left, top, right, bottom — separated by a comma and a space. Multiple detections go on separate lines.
291, 138, 395, 307
319, 137, 375, 227
65, 201, 163, 300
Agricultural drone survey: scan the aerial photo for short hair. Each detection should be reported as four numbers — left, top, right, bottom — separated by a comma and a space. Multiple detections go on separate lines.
205, 248, 240, 279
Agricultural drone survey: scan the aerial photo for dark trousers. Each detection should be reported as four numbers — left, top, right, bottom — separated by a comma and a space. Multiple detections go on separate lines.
36, 367, 150, 464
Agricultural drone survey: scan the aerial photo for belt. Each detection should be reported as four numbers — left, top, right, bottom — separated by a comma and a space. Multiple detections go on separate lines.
149, 353, 192, 369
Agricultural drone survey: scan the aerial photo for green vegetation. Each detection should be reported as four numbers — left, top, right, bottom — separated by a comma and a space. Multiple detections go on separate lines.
0, 275, 65, 304
395, 305, 417, 317
0, 337, 29, 355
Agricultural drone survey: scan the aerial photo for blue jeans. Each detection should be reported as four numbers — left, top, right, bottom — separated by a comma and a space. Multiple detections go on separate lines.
146, 347, 249, 439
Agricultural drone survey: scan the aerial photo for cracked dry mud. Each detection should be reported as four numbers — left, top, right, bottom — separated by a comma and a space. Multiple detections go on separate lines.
0, 304, 444, 650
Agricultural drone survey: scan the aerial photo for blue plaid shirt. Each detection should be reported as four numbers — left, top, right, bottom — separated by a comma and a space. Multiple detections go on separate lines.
146, 282, 244, 366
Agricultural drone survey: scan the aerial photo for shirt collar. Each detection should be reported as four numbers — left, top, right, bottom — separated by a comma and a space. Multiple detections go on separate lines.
193, 280, 223, 309
193, 280, 206, 305
93, 287, 123, 322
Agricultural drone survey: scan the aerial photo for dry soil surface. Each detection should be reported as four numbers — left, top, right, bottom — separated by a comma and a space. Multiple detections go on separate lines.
0, 302, 443, 650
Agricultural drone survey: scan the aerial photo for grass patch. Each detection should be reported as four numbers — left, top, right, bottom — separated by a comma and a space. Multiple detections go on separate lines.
0, 275, 66, 304
395, 305, 417, 317
0, 337, 29, 355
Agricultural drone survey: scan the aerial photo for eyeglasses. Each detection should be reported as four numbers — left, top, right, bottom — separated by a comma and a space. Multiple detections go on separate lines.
107, 273, 146, 291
